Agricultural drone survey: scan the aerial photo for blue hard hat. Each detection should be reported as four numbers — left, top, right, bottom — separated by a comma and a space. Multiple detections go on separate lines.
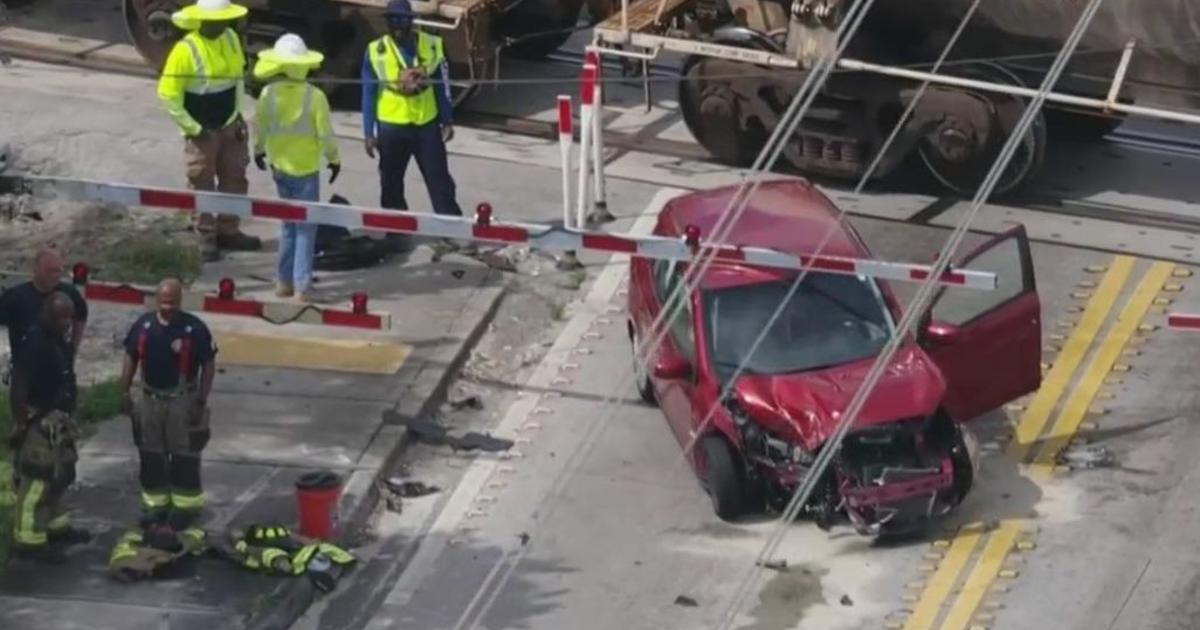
385, 0, 415, 18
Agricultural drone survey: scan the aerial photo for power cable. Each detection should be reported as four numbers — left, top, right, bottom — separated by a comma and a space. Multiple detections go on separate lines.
10, 35, 1200, 92
710, 0, 1108, 627
668, 0, 987, 472
446, 2, 895, 628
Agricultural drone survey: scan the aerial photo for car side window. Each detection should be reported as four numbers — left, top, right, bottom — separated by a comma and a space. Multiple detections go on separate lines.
652, 259, 676, 303
932, 235, 1027, 326
666, 266, 697, 364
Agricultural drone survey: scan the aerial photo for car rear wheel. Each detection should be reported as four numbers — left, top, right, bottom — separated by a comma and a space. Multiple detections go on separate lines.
700, 435, 745, 522
630, 328, 655, 405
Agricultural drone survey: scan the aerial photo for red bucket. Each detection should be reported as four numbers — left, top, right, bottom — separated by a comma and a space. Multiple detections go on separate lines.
295, 471, 342, 540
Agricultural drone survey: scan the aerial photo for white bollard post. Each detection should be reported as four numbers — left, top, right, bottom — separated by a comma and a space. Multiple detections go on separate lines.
575, 63, 596, 232
557, 94, 582, 270
587, 48, 614, 225
558, 95, 573, 228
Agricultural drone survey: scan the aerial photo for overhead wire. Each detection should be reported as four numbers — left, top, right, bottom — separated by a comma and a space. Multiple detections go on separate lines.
10, 35, 1200, 93
446, 1, 902, 628
667, 0, 987, 471
710, 0, 1109, 627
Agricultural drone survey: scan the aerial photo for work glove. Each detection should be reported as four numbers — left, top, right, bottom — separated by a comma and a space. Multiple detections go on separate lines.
441, 125, 454, 143
363, 137, 378, 159
328, 163, 341, 184
254, 153, 267, 171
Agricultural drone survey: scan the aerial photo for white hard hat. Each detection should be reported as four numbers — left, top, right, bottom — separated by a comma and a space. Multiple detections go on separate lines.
255, 32, 324, 78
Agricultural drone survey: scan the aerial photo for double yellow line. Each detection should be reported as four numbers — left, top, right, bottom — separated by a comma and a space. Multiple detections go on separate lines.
899, 255, 1178, 630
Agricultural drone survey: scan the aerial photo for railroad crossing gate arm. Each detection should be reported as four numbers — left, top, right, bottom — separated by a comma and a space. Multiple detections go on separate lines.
0, 264, 391, 331
1167, 313, 1200, 330
0, 173, 999, 291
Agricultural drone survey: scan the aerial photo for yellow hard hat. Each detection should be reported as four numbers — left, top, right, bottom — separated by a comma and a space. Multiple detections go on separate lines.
171, 0, 248, 29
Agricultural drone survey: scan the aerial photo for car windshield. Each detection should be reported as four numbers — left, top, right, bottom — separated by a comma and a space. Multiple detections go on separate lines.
703, 274, 894, 382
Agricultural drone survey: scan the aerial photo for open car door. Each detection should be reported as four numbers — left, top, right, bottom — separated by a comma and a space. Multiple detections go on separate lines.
922, 225, 1041, 421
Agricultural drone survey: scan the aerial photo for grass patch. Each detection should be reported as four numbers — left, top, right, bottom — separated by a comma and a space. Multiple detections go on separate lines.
101, 237, 202, 285
0, 377, 124, 574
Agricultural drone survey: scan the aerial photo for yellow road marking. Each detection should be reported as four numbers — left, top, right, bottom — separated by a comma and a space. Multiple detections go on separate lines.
938, 522, 1022, 630
1031, 261, 1174, 468
1008, 256, 1134, 461
214, 329, 412, 375
902, 527, 984, 630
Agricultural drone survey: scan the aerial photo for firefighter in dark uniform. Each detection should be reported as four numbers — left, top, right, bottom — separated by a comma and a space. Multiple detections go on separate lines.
0, 248, 88, 367
119, 278, 217, 529
10, 293, 91, 563
0, 249, 87, 517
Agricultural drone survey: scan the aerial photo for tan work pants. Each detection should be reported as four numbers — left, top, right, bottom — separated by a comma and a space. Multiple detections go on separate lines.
184, 118, 250, 240
132, 387, 209, 521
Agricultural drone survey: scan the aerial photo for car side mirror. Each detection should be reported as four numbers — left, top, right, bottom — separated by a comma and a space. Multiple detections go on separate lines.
923, 320, 961, 345
653, 355, 692, 380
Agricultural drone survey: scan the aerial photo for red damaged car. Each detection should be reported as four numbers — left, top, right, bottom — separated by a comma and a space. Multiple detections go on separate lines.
626, 179, 1041, 535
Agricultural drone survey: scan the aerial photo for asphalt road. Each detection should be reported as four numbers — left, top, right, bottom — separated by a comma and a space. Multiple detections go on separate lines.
293, 190, 1200, 630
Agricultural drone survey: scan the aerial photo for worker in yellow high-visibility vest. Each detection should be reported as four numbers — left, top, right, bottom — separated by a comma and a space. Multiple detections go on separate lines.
252, 34, 341, 303
158, 0, 263, 262
362, 0, 473, 254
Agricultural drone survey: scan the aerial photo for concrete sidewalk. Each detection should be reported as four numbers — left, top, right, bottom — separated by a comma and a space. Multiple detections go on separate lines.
0, 241, 508, 630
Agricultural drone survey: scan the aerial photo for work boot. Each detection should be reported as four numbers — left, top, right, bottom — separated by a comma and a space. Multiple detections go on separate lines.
275, 282, 294, 298
217, 232, 263, 251
48, 526, 93, 546
12, 543, 68, 564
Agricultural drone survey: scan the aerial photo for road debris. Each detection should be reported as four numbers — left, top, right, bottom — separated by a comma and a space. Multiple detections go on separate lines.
1059, 444, 1115, 469
760, 558, 788, 572
840, 594, 854, 606
450, 395, 484, 410
398, 416, 514, 453
674, 595, 699, 607
384, 478, 440, 498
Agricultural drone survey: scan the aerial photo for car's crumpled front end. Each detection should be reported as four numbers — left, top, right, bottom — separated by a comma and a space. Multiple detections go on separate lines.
724, 349, 978, 536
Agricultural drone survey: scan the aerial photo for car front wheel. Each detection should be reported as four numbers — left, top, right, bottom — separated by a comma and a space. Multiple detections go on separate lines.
630, 328, 655, 405
700, 435, 745, 521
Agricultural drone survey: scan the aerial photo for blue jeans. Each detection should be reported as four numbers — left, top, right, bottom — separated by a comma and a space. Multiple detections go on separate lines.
273, 171, 319, 292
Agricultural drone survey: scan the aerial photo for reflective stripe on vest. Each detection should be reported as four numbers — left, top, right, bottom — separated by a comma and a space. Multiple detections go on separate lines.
137, 322, 193, 380
368, 32, 443, 126
181, 30, 242, 95
263, 84, 316, 138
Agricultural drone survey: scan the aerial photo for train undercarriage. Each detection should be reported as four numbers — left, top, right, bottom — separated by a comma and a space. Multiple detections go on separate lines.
120, 0, 1155, 196
594, 0, 1140, 196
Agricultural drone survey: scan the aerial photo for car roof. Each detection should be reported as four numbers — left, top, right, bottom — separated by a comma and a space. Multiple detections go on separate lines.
657, 178, 870, 289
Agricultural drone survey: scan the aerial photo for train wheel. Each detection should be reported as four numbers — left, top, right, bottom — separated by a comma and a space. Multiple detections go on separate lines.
917, 63, 1046, 197
679, 56, 768, 167
124, 0, 186, 70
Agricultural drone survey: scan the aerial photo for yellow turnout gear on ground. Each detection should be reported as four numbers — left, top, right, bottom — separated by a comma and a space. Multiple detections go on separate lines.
367, 31, 444, 126
108, 526, 207, 582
